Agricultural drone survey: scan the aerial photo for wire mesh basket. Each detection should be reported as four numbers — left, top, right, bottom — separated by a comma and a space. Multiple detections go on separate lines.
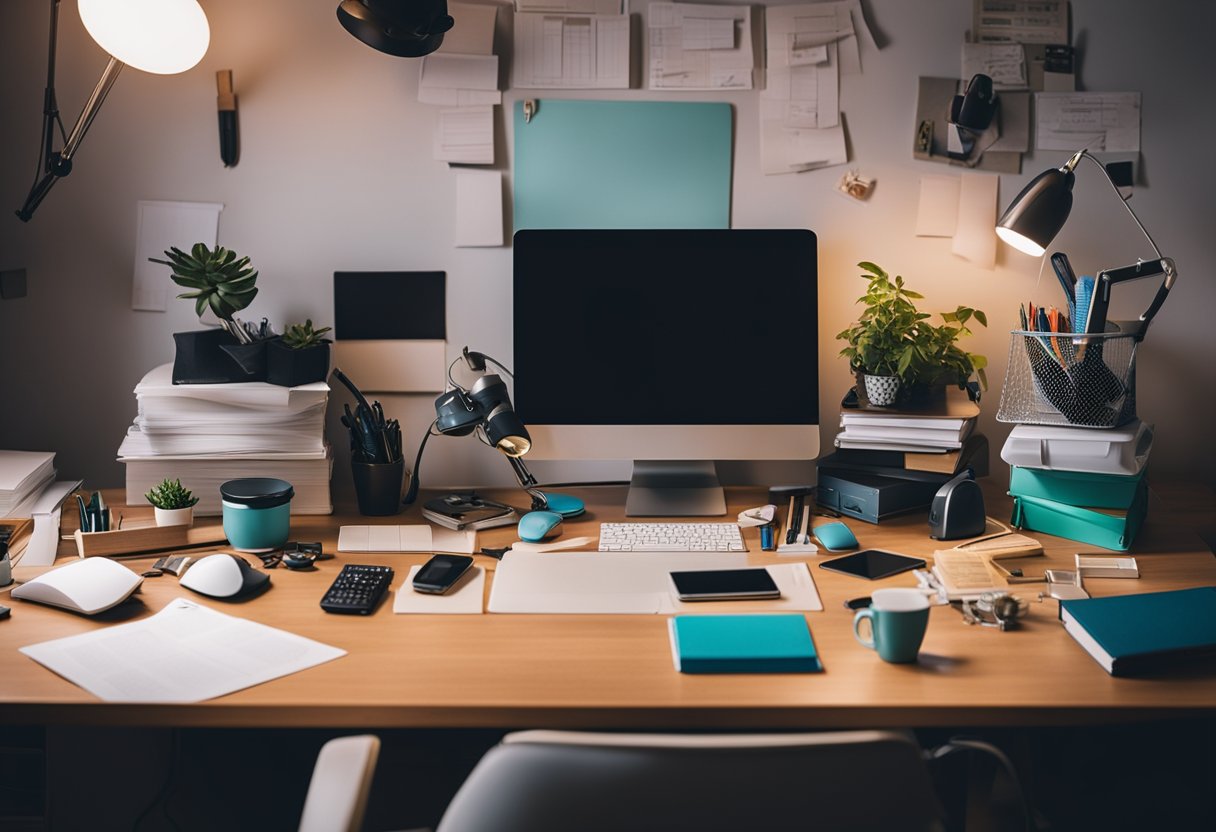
996, 331, 1138, 428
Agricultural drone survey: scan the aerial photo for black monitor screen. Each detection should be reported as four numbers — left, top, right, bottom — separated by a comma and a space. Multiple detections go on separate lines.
513, 229, 818, 425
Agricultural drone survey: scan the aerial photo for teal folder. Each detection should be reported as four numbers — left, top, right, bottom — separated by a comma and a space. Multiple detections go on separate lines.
1059, 587, 1216, 676
668, 614, 822, 674
513, 99, 733, 231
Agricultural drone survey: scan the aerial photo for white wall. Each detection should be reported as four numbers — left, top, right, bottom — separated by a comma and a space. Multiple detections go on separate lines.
2, 0, 1213, 500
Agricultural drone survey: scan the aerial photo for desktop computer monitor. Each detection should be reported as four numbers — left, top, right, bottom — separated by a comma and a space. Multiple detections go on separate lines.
513, 229, 819, 516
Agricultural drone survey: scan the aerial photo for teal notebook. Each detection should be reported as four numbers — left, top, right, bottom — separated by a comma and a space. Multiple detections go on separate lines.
668, 614, 822, 674
1059, 587, 1216, 676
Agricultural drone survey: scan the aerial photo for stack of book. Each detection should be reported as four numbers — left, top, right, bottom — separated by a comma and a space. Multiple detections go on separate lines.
815, 388, 988, 523
0, 450, 57, 519
117, 364, 333, 515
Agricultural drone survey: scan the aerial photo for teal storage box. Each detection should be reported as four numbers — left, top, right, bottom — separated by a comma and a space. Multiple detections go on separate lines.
1008, 465, 1147, 510
1011, 484, 1147, 551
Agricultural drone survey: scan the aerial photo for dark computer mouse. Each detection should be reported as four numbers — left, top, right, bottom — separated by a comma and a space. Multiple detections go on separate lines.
518, 510, 563, 543
180, 554, 270, 599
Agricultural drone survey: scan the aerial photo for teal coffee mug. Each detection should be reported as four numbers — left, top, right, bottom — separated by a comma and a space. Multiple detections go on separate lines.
853, 588, 930, 664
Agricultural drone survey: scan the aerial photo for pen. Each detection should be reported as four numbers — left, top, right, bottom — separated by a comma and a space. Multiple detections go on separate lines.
760, 521, 776, 552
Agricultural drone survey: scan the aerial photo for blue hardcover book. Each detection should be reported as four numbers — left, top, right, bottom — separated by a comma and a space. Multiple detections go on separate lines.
1059, 587, 1216, 677
668, 614, 822, 674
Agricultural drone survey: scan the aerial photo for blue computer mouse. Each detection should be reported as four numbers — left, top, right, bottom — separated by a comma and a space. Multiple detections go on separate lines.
813, 521, 859, 552
518, 510, 563, 542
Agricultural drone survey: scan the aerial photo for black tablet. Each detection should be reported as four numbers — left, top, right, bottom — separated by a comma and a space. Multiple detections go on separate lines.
818, 550, 926, 581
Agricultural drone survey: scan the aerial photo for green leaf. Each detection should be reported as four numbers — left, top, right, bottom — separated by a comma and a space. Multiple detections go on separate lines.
192, 242, 210, 262
857, 261, 886, 278
974, 310, 988, 327
903, 290, 924, 299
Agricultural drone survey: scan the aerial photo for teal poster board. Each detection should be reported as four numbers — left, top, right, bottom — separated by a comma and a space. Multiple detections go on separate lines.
513, 100, 733, 232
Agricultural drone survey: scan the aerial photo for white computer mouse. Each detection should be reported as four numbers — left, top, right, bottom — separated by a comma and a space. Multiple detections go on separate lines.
180, 554, 269, 599
12, 557, 143, 615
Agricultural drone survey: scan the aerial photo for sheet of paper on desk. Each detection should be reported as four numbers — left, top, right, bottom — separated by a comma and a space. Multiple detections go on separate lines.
512, 12, 629, 89
1035, 92, 1141, 152
394, 565, 485, 614
648, 3, 755, 91
131, 201, 222, 312
338, 525, 476, 554
455, 170, 504, 247
19, 598, 345, 703
488, 553, 822, 614
434, 106, 494, 165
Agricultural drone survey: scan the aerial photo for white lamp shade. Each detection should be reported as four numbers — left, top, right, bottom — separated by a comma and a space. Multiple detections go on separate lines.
78, 0, 210, 75
995, 226, 1046, 257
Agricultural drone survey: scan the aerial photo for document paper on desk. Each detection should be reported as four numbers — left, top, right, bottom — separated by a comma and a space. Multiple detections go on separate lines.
648, 3, 755, 91
488, 552, 822, 614
19, 598, 346, 703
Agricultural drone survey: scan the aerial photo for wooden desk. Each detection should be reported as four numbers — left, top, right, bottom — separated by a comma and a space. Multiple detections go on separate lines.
3, 484, 1214, 730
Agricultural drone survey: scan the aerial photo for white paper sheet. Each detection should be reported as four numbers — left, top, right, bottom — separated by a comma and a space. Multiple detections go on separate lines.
337, 525, 476, 554
961, 43, 1026, 90
512, 12, 629, 89
454, 170, 504, 247
951, 171, 999, 270
440, 2, 499, 55
516, 0, 621, 13
648, 3, 754, 91
393, 565, 485, 614
759, 114, 846, 176
915, 175, 961, 238
419, 53, 500, 93
433, 106, 495, 164
132, 201, 222, 312
1035, 92, 1141, 152
972, 0, 1069, 44
418, 87, 502, 107
20, 597, 345, 703
767, 3, 860, 77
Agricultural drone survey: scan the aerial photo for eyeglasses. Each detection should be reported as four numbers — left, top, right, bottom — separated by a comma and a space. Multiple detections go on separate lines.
259, 541, 324, 570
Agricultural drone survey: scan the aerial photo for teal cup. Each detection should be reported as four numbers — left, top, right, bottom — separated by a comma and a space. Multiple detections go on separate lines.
853, 588, 930, 664
220, 478, 294, 553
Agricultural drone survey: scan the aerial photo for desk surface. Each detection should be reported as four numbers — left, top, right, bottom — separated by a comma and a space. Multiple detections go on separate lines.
3, 484, 1214, 729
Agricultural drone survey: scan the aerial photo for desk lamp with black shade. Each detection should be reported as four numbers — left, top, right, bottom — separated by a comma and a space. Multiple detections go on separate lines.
15, 0, 211, 222
404, 348, 585, 529
336, 0, 455, 57
996, 148, 1176, 340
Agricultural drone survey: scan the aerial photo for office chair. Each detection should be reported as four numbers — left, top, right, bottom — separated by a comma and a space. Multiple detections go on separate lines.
434, 730, 944, 832
298, 735, 381, 832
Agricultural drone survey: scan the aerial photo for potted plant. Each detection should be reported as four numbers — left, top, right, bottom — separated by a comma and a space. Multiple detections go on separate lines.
267, 319, 333, 387
836, 262, 988, 406
150, 244, 267, 384
145, 478, 199, 527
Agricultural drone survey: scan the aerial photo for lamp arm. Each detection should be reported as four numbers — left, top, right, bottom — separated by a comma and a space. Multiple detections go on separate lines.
402, 421, 437, 505
505, 455, 549, 510
1071, 149, 1163, 260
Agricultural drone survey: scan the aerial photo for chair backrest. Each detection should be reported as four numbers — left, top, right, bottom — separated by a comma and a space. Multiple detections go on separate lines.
436, 729, 943, 832
298, 734, 381, 832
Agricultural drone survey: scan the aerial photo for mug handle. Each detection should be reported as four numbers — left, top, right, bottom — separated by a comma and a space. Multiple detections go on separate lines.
853, 608, 876, 649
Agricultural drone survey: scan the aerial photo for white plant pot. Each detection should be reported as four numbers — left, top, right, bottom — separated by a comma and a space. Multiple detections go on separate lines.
864, 374, 901, 406
154, 506, 194, 528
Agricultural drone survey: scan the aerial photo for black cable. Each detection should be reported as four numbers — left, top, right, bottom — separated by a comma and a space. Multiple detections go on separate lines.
402, 421, 438, 505
533, 480, 630, 489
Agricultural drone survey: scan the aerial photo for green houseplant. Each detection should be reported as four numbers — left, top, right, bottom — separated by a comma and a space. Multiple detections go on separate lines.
145, 478, 199, 527
150, 244, 267, 384
267, 319, 333, 387
836, 262, 988, 406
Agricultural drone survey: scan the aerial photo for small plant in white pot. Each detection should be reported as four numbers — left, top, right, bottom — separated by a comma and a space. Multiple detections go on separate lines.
146, 479, 199, 527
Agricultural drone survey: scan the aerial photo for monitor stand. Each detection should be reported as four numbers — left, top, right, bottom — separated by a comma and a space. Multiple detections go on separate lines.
625, 461, 727, 517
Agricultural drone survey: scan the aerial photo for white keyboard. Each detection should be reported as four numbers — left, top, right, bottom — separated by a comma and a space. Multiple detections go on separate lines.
598, 523, 746, 552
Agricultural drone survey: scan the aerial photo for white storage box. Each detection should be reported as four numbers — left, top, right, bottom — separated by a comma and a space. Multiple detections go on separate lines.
1000, 420, 1152, 476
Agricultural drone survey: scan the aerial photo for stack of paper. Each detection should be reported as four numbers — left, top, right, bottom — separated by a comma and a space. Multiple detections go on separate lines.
421, 2, 501, 164
512, 0, 630, 89
835, 410, 978, 453
760, 1, 874, 175
117, 364, 332, 515
0, 450, 56, 518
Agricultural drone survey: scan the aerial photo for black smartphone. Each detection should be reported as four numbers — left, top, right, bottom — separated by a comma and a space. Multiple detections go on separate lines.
670, 568, 781, 602
412, 554, 474, 595
842, 596, 872, 610
819, 550, 926, 581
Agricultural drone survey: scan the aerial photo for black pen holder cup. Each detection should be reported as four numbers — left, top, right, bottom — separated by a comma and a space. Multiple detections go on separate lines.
172, 329, 268, 384
996, 331, 1138, 428
351, 459, 406, 516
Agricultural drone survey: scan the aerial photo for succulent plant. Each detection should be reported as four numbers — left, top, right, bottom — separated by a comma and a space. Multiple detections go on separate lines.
145, 479, 199, 510
150, 244, 258, 323
281, 319, 333, 350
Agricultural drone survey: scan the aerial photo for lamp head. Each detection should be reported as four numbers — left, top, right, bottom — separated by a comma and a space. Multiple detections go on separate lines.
337, 0, 454, 57
468, 375, 531, 457
995, 163, 1076, 256
78, 0, 210, 74
433, 389, 481, 437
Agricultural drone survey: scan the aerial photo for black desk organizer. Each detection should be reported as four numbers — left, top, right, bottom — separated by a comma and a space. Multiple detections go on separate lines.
172, 329, 268, 384
996, 330, 1137, 428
